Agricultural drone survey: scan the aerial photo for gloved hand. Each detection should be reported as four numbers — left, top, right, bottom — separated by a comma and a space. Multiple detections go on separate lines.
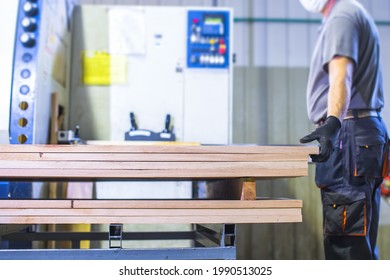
300, 116, 341, 162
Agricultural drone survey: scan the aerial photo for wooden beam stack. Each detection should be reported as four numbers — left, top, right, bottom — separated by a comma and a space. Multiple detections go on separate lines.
0, 144, 317, 225
0, 199, 303, 224
0, 144, 318, 180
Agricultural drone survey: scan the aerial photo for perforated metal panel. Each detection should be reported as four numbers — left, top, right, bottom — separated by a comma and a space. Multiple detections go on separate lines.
9, 0, 41, 144
9, 0, 72, 144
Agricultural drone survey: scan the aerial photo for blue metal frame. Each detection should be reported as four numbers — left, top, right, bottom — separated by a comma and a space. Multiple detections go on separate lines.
0, 247, 236, 260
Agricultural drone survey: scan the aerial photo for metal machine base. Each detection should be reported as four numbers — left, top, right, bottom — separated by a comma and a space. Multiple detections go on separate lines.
0, 224, 236, 260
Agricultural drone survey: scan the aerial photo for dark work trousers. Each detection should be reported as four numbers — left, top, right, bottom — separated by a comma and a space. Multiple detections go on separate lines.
315, 116, 388, 260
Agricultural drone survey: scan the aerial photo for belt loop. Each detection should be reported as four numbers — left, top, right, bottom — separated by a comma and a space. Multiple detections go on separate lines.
352, 109, 358, 119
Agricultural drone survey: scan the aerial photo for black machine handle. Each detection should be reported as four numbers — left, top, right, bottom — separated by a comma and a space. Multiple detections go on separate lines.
164, 114, 171, 133
74, 125, 80, 138
129, 112, 138, 131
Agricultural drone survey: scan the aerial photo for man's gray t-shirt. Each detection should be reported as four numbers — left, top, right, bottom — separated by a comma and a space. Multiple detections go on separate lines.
306, 0, 384, 124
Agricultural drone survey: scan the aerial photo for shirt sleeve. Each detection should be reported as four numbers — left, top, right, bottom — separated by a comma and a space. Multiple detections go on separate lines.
322, 16, 359, 72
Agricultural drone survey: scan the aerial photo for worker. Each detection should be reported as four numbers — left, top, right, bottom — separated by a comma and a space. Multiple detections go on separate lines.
299, 0, 389, 259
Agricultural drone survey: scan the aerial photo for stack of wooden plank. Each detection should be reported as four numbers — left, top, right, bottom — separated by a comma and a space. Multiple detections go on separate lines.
0, 144, 317, 225
0, 144, 317, 180
0, 199, 303, 224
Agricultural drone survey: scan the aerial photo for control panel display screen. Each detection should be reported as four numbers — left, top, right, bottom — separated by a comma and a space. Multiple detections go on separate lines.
203, 15, 224, 36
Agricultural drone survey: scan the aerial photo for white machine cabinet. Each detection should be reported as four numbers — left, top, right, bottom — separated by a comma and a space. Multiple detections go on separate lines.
70, 5, 233, 145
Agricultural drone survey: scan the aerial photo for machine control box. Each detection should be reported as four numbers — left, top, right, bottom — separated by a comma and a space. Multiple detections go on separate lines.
187, 10, 230, 69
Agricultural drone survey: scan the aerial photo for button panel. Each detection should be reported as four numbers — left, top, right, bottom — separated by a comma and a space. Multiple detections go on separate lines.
187, 10, 230, 69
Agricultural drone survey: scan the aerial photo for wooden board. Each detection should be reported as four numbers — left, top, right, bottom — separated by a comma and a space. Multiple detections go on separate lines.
0, 144, 318, 154
0, 199, 302, 209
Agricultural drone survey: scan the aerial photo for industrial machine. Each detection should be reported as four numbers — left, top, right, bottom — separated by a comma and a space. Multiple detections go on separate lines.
69, 5, 233, 145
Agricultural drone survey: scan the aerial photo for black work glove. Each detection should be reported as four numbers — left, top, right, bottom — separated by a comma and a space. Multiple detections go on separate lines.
300, 116, 341, 162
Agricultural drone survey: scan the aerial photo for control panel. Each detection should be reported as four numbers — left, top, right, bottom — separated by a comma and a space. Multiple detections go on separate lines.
9, 0, 42, 144
187, 10, 230, 69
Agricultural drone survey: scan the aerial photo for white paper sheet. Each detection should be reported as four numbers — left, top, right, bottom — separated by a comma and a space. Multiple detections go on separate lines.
108, 8, 147, 55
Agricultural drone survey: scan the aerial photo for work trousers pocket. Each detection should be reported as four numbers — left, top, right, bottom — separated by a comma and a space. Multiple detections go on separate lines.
323, 192, 366, 236
354, 133, 385, 178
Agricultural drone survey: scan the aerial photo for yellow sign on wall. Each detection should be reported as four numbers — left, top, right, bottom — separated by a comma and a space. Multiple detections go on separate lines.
81, 51, 127, 85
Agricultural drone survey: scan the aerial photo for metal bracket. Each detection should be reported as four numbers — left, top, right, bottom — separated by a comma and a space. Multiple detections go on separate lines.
222, 224, 236, 247
109, 224, 123, 249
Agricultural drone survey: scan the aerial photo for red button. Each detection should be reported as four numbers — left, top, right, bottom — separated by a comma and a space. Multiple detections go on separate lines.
219, 44, 226, 54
